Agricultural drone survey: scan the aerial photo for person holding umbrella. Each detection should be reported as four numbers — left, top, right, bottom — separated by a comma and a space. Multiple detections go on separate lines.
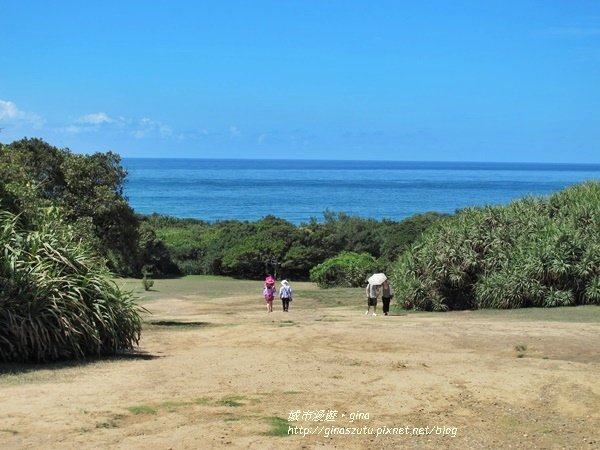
365, 273, 387, 316
365, 282, 379, 316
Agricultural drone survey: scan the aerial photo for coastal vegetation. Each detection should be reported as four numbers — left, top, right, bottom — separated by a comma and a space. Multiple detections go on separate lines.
309, 251, 379, 288
144, 210, 445, 280
1, 138, 445, 281
0, 138, 144, 362
2, 136, 599, 337
0, 138, 140, 275
0, 208, 142, 362
391, 181, 600, 310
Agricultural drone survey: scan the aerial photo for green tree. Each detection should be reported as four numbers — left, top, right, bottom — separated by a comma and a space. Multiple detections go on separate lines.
221, 216, 298, 278
310, 251, 379, 288
1, 138, 142, 275
1, 137, 66, 199
60, 151, 140, 274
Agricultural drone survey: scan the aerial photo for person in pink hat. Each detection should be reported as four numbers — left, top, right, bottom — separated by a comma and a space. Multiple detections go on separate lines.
263, 275, 276, 313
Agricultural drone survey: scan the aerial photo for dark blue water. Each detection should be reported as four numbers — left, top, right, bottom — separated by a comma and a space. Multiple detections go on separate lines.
122, 159, 600, 224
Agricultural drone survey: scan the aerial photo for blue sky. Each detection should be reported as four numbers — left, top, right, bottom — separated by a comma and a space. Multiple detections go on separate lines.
1, 1, 599, 162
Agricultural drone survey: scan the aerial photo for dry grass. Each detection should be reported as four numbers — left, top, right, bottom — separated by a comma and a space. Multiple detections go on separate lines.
1, 276, 599, 449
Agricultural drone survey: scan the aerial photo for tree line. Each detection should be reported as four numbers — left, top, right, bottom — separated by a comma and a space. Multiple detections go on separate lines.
0, 138, 445, 282
142, 210, 445, 281
4, 137, 595, 315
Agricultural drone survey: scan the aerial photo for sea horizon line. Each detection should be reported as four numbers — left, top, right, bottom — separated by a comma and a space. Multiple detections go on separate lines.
120, 157, 600, 170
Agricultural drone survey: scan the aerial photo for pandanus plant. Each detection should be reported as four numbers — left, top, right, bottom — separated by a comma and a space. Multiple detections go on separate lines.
0, 208, 143, 362
392, 181, 600, 311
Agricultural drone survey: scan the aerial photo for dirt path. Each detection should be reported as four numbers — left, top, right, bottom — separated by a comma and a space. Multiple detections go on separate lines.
1, 290, 599, 449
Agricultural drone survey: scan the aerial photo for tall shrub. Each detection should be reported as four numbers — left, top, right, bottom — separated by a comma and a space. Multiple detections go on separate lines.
0, 209, 144, 362
310, 251, 379, 288
391, 182, 600, 311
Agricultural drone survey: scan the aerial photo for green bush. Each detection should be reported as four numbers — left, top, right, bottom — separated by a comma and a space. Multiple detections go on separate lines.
309, 251, 379, 288
391, 182, 600, 311
0, 208, 144, 362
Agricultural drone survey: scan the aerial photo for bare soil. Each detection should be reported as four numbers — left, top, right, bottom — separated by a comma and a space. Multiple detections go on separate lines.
1, 282, 599, 449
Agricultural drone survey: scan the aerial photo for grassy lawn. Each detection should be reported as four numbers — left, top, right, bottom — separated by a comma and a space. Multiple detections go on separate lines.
114, 275, 276, 301
466, 304, 600, 323
115, 275, 600, 322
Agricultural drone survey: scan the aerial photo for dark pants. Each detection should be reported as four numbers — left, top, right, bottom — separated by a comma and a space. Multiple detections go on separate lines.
382, 297, 391, 314
281, 298, 290, 311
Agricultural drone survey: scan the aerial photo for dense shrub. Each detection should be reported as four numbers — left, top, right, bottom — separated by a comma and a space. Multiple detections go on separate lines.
0, 209, 144, 362
146, 212, 444, 280
391, 182, 600, 311
309, 251, 379, 288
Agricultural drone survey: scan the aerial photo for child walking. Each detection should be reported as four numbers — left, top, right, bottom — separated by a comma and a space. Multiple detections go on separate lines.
279, 279, 293, 312
263, 275, 276, 313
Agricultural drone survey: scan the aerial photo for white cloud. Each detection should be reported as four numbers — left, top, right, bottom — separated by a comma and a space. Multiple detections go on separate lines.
229, 125, 241, 137
132, 118, 173, 139
0, 101, 192, 142
0, 99, 44, 128
0, 100, 20, 120
76, 112, 114, 125
58, 112, 175, 139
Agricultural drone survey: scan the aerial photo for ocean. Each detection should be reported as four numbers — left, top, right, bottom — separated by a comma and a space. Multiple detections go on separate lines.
121, 159, 600, 224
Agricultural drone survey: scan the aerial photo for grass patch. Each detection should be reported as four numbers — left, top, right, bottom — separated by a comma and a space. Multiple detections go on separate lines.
159, 401, 189, 411
295, 287, 363, 309
514, 344, 528, 358
127, 405, 157, 415
469, 305, 600, 323
263, 416, 290, 437
222, 414, 253, 422
95, 421, 118, 429
219, 399, 243, 407
116, 275, 282, 302
217, 395, 247, 407
278, 320, 297, 327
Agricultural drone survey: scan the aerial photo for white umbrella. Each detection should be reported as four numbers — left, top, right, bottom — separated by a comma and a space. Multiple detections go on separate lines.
368, 273, 387, 285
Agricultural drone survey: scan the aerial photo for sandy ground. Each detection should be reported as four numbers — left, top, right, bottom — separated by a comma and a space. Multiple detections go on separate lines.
1, 285, 599, 449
